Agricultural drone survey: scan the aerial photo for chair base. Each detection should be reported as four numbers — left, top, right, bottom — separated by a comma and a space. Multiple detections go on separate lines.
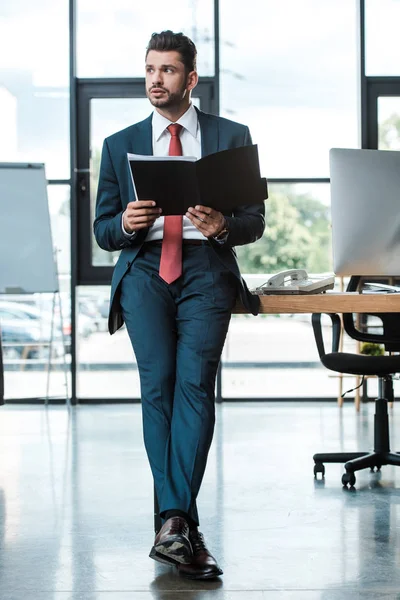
313, 394, 400, 487
314, 451, 400, 486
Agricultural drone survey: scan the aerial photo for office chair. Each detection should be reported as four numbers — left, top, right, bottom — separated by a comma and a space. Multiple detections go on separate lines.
312, 275, 400, 487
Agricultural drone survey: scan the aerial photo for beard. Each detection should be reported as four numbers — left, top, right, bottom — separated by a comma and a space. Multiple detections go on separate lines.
147, 85, 187, 109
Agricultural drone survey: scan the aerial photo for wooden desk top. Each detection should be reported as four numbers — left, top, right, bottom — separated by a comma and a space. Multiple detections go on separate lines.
234, 292, 400, 314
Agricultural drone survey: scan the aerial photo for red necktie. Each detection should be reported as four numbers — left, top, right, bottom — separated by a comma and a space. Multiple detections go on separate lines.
159, 123, 183, 284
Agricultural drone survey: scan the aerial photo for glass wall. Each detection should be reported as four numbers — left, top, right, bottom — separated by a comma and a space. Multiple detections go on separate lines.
1, 0, 383, 402
76, 286, 140, 399
77, 0, 215, 78
220, 0, 359, 178
365, 0, 400, 76
0, 0, 70, 179
219, 0, 359, 398
0, 0, 71, 401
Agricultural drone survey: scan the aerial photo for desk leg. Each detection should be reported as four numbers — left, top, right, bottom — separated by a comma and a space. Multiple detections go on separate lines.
337, 278, 344, 408
338, 374, 344, 407
355, 376, 361, 412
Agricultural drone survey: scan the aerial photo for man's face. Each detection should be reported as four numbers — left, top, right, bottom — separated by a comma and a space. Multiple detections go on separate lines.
145, 50, 196, 110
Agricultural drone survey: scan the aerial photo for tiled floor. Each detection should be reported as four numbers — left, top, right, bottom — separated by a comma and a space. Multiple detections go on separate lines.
1, 401, 400, 599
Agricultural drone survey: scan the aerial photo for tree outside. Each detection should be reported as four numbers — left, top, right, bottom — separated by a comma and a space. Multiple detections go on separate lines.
379, 111, 400, 150
236, 184, 332, 275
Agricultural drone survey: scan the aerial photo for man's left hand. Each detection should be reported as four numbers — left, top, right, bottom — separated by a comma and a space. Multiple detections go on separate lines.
186, 205, 225, 238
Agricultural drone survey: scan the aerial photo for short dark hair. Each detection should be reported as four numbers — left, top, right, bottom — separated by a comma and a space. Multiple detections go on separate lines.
146, 30, 197, 73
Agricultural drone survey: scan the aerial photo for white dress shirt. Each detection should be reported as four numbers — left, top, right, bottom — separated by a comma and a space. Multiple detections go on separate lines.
122, 103, 207, 241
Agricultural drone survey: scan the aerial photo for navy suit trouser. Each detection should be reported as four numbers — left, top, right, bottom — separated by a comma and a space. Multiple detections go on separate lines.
120, 241, 237, 525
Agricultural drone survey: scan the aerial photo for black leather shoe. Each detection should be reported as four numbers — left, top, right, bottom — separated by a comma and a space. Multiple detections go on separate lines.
149, 517, 192, 566
178, 530, 223, 580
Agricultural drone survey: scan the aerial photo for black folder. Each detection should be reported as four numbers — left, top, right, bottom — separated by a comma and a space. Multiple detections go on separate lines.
127, 144, 268, 216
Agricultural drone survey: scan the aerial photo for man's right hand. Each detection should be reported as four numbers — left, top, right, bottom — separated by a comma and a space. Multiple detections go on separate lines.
123, 200, 162, 233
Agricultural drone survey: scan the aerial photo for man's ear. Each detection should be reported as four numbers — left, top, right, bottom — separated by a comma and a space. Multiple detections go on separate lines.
187, 70, 198, 92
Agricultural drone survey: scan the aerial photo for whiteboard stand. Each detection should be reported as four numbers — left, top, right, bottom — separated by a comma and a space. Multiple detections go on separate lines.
44, 290, 70, 406
57, 289, 70, 406
45, 291, 56, 403
44, 250, 70, 406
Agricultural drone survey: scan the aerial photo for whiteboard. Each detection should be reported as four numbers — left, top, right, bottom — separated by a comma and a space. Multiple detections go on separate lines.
0, 163, 58, 293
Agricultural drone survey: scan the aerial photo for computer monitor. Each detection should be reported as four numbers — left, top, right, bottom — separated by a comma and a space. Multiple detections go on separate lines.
330, 148, 400, 276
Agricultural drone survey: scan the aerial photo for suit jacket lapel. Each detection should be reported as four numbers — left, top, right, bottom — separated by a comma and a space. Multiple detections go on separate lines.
197, 107, 219, 157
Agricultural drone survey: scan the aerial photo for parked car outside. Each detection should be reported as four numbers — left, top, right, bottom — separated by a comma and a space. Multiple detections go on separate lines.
0, 301, 67, 359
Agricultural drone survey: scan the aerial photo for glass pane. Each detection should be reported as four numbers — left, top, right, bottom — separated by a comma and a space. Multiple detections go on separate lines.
91, 96, 201, 267
1, 186, 71, 401
220, 0, 359, 178
221, 314, 351, 398
378, 97, 400, 150
0, 0, 70, 179
76, 286, 140, 399
77, 0, 214, 78
365, 0, 400, 76
224, 182, 335, 399
236, 183, 332, 276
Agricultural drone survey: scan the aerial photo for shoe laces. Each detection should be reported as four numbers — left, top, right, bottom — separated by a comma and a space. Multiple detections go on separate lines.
168, 517, 188, 535
189, 530, 207, 552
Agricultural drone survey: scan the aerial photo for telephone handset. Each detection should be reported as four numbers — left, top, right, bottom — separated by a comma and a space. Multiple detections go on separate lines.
265, 269, 309, 288
254, 269, 335, 295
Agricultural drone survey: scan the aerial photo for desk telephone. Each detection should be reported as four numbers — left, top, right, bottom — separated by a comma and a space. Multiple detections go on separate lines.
254, 269, 335, 295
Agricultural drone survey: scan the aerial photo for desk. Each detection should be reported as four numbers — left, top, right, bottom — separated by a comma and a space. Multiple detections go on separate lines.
235, 292, 400, 314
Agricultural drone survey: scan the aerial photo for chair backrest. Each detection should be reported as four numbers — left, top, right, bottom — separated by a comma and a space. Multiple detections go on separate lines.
342, 276, 400, 352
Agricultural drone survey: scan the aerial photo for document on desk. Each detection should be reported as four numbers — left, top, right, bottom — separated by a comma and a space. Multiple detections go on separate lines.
127, 144, 268, 216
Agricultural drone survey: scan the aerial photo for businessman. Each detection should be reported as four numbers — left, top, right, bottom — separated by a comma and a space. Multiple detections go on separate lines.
94, 30, 265, 580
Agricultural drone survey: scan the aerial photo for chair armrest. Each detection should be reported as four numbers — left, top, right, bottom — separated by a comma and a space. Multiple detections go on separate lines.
311, 313, 341, 359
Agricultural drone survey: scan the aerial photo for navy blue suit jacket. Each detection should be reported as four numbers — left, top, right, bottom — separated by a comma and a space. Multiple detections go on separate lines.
94, 107, 266, 334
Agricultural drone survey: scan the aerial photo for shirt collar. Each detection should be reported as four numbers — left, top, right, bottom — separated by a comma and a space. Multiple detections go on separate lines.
152, 104, 198, 142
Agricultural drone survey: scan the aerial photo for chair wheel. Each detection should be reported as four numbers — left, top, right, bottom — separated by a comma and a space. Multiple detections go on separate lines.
342, 472, 356, 487
370, 466, 381, 473
314, 462, 325, 478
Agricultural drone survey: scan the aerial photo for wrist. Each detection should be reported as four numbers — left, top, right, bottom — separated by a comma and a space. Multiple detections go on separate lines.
214, 217, 228, 240
122, 211, 134, 234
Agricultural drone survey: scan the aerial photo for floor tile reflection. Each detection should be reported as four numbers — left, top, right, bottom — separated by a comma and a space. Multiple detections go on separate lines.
1, 402, 400, 599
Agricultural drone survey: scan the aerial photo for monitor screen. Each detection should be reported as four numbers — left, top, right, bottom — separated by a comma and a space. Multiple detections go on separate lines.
330, 148, 400, 276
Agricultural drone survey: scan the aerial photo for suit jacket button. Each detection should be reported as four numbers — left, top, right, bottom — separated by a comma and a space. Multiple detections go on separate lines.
126, 261, 131, 267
